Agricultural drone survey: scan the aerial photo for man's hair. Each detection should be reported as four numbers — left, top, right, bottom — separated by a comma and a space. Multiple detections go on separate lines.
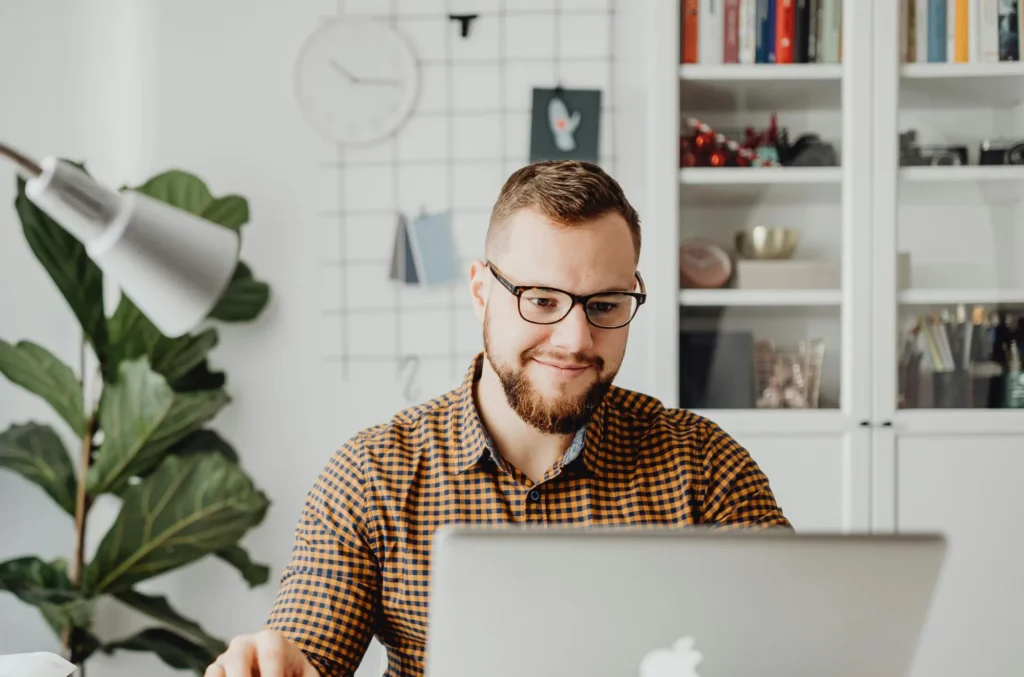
485, 160, 642, 263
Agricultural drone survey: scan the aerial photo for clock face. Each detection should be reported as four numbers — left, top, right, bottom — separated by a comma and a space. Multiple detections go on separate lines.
293, 17, 419, 145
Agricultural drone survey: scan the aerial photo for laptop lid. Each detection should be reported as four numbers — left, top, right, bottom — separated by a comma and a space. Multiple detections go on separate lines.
425, 526, 946, 677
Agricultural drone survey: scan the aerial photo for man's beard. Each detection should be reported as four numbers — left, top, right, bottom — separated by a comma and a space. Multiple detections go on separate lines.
483, 314, 617, 435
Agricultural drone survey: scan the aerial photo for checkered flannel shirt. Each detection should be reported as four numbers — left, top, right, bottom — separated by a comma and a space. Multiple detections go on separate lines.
264, 353, 790, 676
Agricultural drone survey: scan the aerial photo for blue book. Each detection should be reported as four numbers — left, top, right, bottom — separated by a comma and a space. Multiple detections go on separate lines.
927, 0, 947, 62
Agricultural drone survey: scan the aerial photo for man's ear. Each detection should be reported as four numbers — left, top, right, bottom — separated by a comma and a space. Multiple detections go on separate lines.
467, 259, 489, 321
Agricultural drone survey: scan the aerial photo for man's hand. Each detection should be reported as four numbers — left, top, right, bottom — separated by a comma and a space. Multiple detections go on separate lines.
204, 630, 320, 677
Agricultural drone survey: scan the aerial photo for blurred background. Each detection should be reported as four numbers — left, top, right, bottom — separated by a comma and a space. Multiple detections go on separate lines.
1, 1, 1022, 676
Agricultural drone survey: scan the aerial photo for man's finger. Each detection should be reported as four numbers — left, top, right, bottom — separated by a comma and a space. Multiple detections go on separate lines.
203, 661, 226, 677
214, 640, 255, 677
255, 637, 287, 677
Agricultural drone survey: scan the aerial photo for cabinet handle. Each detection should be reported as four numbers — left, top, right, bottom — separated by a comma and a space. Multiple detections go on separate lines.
858, 420, 870, 427
881, 421, 893, 427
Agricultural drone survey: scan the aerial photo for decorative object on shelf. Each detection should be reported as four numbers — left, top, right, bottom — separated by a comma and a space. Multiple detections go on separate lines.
754, 338, 825, 409
530, 86, 601, 163
681, 117, 774, 168
679, 237, 733, 288
293, 16, 420, 145
979, 138, 1024, 165
681, 115, 836, 168
448, 13, 479, 38
898, 305, 1024, 409
0, 168, 272, 672
899, 129, 968, 166
389, 209, 461, 287
734, 226, 800, 259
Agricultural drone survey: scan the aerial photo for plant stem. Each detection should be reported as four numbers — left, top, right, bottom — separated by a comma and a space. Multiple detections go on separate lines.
70, 414, 95, 585
62, 337, 97, 662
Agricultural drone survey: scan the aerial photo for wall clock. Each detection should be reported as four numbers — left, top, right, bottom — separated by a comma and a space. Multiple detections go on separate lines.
293, 16, 419, 145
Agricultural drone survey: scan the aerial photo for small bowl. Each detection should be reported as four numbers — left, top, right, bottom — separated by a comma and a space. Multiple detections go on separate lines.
735, 227, 800, 259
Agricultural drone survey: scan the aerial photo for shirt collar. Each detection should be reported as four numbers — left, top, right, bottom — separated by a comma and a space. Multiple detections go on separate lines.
453, 353, 604, 476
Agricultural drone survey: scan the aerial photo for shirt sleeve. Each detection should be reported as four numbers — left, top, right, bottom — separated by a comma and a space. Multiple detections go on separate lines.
698, 421, 793, 529
264, 436, 381, 677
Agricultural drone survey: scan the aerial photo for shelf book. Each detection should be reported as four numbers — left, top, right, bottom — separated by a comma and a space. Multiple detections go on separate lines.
900, 0, 1023, 64
681, 0, 843, 65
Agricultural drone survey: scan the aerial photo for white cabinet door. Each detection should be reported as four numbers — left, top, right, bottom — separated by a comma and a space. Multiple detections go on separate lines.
728, 428, 870, 533
891, 431, 1024, 677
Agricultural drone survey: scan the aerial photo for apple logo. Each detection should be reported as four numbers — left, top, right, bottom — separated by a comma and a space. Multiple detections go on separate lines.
639, 636, 704, 677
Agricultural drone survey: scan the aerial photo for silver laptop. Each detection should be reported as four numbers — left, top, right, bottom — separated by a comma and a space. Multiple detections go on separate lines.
424, 526, 946, 677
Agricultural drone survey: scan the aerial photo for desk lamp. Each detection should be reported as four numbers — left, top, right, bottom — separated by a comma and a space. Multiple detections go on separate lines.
0, 142, 239, 337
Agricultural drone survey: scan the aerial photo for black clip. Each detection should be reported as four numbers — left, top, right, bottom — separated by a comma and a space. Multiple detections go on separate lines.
448, 13, 478, 38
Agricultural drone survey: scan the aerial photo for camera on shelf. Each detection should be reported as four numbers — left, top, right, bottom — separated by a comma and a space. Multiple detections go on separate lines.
979, 139, 1024, 165
899, 130, 968, 167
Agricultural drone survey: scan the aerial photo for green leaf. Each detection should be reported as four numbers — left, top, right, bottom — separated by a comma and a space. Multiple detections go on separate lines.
0, 339, 86, 436
106, 294, 162, 376
103, 628, 218, 675
201, 195, 249, 231
208, 262, 270, 322
215, 545, 270, 588
15, 175, 108, 363
165, 429, 238, 463
0, 557, 94, 637
151, 328, 219, 384
107, 294, 220, 385
86, 359, 229, 495
84, 453, 269, 593
130, 170, 213, 215
114, 589, 225, 654
170, 360, 226, 393
0, 423, 77, 515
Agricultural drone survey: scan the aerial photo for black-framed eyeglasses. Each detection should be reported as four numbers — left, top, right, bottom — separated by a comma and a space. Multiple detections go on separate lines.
487, 261, 647, 329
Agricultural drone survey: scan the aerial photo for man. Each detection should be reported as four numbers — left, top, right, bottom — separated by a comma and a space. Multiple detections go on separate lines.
205, 161, 789, 677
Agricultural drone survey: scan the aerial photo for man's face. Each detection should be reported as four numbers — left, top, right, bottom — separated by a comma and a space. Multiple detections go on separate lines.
471, 207, 639, 434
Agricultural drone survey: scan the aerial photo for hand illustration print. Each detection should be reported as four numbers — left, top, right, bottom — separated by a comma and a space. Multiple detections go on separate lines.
547, 95, 581, 152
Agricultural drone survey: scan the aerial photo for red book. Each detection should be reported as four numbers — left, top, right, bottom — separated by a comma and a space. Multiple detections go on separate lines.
776, 0, 795, 63
682, 0, 699, 63
723, 0, 740, 63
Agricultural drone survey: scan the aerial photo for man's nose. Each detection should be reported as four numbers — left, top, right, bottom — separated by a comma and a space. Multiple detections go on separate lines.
548, 303, 595, 354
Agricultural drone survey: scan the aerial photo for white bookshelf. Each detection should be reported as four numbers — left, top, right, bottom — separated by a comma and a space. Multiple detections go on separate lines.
646, 3, 1024, 674
679, 289, 843, 307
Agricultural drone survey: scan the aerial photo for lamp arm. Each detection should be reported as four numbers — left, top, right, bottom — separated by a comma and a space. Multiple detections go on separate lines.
0, 142, 42, 178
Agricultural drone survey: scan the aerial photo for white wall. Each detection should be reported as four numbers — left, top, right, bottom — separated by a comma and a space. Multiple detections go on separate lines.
0, 1, 650, 675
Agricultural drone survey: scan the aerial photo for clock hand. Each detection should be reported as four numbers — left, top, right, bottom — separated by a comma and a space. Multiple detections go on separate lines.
329, 60, 400, 86
329, 59, 355, 82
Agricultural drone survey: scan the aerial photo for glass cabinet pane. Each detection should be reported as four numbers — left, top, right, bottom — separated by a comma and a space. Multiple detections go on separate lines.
895, 7, 1024, 410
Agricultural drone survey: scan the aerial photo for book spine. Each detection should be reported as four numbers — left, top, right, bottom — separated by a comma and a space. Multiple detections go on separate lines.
808, 0, 820, 61
953, 0, 969, 62
794, 0, 810, 62
946, 0, 955, 61
724, 0, 741, 62
927, 0, 946, 62
700, 0, 725, 63
915, 0, 930, 62
901, 0, 912, 61
979, 0, 999, 62
683, 0, 700, 63
776, 0, 795, 62
998, 0, 1020, 61
739, 0, 756, 62
820, 0, 840, 62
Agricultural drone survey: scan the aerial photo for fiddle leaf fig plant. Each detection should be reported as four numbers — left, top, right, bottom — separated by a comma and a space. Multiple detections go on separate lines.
0, 165, 272, 675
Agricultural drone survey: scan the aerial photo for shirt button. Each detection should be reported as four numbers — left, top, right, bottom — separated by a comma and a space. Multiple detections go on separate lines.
528, 489, 541, 502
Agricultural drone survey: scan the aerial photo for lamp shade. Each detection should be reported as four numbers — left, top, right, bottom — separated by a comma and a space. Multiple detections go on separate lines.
24, 157, 240, 337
